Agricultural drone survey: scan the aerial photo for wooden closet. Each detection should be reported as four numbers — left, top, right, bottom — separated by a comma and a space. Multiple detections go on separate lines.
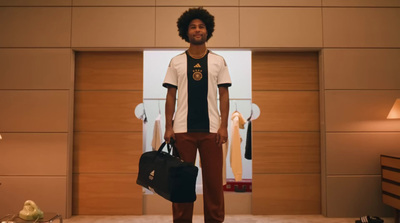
252, 52, 321, 214
73, 52, 143, 214
72, 51, 320, 215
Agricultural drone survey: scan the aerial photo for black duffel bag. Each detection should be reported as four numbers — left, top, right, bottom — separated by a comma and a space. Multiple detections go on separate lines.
136, 141, 198, 203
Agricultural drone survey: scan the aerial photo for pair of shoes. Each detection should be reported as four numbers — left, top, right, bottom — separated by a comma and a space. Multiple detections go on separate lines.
355, 216, 384, 223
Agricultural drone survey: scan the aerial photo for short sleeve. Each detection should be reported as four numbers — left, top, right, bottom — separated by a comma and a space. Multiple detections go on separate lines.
217, 58, 232, 87
162, 59, 178, 88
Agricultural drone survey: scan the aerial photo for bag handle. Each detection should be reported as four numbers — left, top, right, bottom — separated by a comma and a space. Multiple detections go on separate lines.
156, 139, 181, 158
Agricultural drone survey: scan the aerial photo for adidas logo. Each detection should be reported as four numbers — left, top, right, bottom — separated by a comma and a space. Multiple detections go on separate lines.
149, 170, 155, 180
194, 63, 201, 68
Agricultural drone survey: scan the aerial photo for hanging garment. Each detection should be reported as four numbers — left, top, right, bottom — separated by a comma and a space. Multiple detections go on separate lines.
151, 114, 163, 151
230, 111, 245, 181
139, 109, 148, 152
222, 141, 228, 185
244, 120, 252, 160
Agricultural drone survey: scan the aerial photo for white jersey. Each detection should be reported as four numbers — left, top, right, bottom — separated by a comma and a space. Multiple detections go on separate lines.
163, 50, 232, 133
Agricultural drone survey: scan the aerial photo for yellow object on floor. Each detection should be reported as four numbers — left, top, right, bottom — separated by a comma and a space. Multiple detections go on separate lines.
19, 200, 44, 221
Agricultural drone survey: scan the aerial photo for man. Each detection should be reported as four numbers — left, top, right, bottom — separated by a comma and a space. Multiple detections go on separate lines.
162, 7, 231, 223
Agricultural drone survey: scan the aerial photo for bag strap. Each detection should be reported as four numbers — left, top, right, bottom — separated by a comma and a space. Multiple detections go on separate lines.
156, 141, 167, 153
156, 140, 181, 158
169, 139, 181, 158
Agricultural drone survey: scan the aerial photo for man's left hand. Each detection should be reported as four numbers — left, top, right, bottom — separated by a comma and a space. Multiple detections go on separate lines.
216, 127, 228, 147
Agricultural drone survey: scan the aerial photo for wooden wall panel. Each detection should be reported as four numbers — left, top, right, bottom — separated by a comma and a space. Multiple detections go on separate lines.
0, 177, 67, 217
323, 8, 400, 47
253, 132, 320, 174
252, 52, 319, 91
0, 8, 72, 217
73, 0, 154, 6
0, 133, 68, 175
71, 7, 155, 47
252, 91, 320, 132
74, 52, 143, 215
155, 7, 186, 48
326, 133, 400, 175
251, 52, 320, 214
0, 49, 72, 89
73, 174, 141, 215
74, 91, 142, 131
194, 7, 240, 48
325, 90, 400, 132
75, 52, 143, 90
240, 0, 321, 6
155, 7, 239, 47
322, 0, 400, 7
252, 174, 321, 214
0, 7, 71, 47
74, 132, 142, 173
240, 8, 322, 47
323, 49, 400, 90
326, 176, 393, 217
156, 0, 238, 6
0, 90, 69, 132
0, 0, 71, 6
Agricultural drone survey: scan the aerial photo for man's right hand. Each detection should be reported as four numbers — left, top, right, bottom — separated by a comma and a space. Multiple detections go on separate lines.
164, 128, 175, 144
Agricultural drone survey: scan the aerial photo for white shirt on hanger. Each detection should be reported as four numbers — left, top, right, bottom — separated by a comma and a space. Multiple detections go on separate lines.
151, 113, 163, 151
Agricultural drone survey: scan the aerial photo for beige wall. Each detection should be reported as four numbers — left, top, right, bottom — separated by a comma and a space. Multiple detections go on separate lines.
0, 0, 399, 218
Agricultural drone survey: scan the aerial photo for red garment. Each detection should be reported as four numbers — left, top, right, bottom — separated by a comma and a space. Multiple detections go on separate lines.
172, 133, 224, 223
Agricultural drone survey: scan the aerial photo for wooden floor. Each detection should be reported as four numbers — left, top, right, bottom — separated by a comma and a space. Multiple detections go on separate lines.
63, 215, 394, 223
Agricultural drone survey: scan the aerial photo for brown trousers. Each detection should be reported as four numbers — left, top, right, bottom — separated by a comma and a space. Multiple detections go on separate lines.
172, 132, 225, 223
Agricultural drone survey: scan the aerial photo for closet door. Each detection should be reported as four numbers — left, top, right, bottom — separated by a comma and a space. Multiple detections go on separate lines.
73, 52, 143, 214
252, 52, 321, 214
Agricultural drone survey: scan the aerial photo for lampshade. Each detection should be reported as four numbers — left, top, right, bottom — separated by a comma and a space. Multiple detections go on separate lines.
387, 98, 400, 119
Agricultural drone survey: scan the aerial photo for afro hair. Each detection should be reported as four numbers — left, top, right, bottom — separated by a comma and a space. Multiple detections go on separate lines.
177, 7, 215, 43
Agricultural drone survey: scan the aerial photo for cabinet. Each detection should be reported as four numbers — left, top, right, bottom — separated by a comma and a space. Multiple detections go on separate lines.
381, 155, 400, 223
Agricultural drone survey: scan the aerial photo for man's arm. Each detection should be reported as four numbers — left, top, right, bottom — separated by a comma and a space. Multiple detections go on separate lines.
217, 86, 229, 146
164, 87, 177, 143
